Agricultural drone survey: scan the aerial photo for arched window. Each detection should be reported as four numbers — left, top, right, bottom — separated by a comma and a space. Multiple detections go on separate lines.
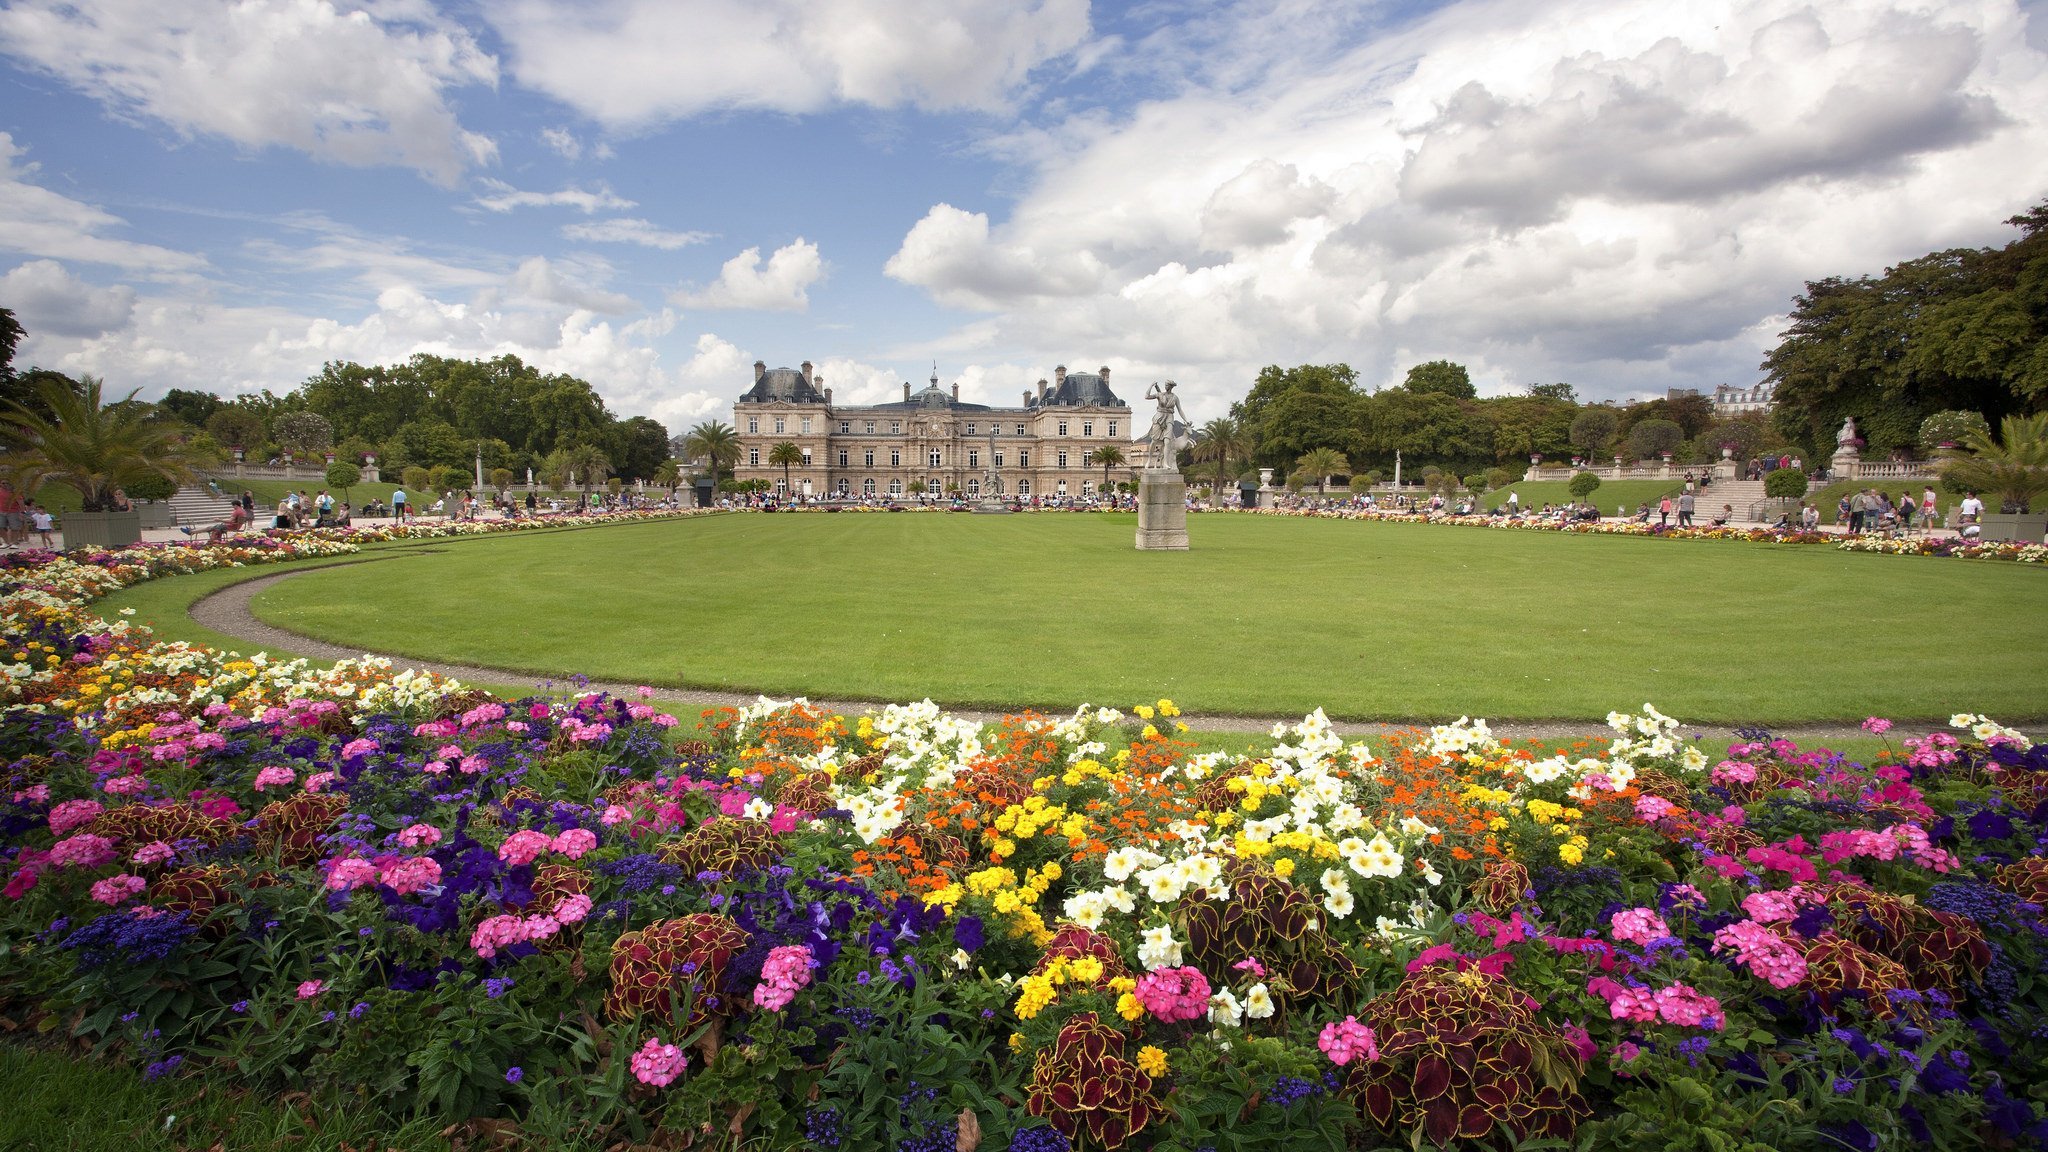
862, 478, 876, 496
837, 479, 850, 495
1017, 479, 1030, 495
888, 479, 903, 495
966, 479, 980, 495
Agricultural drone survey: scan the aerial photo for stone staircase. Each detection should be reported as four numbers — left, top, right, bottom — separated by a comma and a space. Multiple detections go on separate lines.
168, 483, 237, 527
1694, 479, 1768, 522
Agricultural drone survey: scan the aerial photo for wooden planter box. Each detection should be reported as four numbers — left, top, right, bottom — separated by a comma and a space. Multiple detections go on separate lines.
57, 510, 143, 550
1979, 513, 2048, 544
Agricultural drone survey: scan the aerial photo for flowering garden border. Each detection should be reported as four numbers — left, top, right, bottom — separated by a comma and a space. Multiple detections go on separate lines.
5, 526, 2048, 1149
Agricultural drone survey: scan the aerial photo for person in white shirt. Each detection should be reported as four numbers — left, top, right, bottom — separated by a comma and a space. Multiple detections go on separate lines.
1959, 491, 1984, 523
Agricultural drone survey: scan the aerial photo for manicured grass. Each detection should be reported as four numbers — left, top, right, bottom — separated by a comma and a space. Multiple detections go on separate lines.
0, 1043, 451, 1152
1479, 479, 1683, 513
237, 513, 2048, 724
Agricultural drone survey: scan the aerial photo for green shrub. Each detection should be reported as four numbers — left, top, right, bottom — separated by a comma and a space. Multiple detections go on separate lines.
325, 462, 362, 496
1348, 475, 1374, 494
125, 473, 178, 502
1484, 467, 1514, 490
1463, 473, 1486, 492
1763, 467, 1807, 499
1568, 470, 1602, 500
1918, 409, 1990, 452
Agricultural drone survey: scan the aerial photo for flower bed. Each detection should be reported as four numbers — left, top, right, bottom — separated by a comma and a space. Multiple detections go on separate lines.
1229, 506, 2048, 563
6, 542, 2048, 1151
5, 536, 2048, 1148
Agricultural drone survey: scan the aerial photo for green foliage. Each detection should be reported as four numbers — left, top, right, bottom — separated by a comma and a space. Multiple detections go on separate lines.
124, 472, 179, 502
1765, 200, 2048, 459
157, 387, 224, 428
1462, 473, 1486, 492
1570, 408, 1618, 457
1568, 470, 1602, 500
683, 420, 740, 488
1626, 418, 1686, 460
1940, 411, 2048, 512
1, 375, 212, 511
325, 462, 361, 497
1917, 408, 1991, 450
205, 407, 268, 453
1295, 446, 1348, 493
1528, 381, 1577, 401
1763, 467, 1808, 499
400, 465, 431, 493
1231, 363, 1360, 470
270, 411, 333, 457
1484, 466, 1515, 490
1402, 358, 1474, 398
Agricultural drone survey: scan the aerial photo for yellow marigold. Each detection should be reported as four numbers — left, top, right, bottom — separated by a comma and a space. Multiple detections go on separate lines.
1157, 699, 1179, 717
1273, 858, 1297, 879
1558, 841, 1585, 866
1116, 992, 1144, 1021
1137, 1045, 1169, 1077
1069, 956, 1104, 983
1010, 1033, 1026, 1052
1133, 704, 1155, 720
1108, 976, 1136, 994
1014, 974, 1057, 1019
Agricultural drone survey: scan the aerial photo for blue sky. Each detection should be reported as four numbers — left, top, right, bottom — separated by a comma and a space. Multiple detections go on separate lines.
3, 0, 2046, 434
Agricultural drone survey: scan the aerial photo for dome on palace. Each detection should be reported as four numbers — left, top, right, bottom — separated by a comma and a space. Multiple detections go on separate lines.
740, 366, 826, 404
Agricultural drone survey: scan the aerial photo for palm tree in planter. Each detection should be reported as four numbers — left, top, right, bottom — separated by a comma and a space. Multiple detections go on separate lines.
1942, 413, 2048, 540
768, 441, 804, 501
1296, 446, 1349, 496
1, 375, 213, 547
683, 420, 740, 491
907, 480, 927, 503
1091, 445, 1126, 493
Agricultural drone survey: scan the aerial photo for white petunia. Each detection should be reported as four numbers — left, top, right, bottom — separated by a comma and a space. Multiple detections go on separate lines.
1139, 925, 1183, 970
1243, 983, 1276, 1018
1209, 988, 1243, 1027
1323, 888, 1355, 917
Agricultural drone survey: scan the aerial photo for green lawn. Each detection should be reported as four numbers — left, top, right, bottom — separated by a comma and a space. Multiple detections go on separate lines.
1479, 479, 1683, 513
231, 512, 2048, 724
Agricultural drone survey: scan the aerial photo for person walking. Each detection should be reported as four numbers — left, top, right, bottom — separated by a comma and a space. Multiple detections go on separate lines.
1898, 491, 1917, 533
1658, 494, 1673, 527
392, 486, 408, 523
1677, 489, 1695, 527
0, 477, 22, 549
1922, 486, 1940, 530
28, 501, 55, 548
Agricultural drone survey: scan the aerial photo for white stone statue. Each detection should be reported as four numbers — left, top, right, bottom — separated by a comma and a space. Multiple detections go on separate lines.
1836, 416, 1859, 447
1143, 380, 1191, 470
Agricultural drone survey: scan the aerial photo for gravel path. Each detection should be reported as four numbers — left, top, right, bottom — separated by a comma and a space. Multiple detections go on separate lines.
189, 564, 1928, 745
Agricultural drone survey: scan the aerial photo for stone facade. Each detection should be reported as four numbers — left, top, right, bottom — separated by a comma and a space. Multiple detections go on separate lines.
1712, 383, 1773, 416
733, 361, 1135, 500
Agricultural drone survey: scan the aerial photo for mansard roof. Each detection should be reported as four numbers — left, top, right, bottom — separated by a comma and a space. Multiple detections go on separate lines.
739, 367, 825, 404
1044, 370, 1122, 407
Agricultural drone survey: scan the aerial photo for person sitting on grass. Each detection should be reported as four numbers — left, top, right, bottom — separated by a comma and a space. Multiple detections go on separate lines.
1710, 504, 1733, 527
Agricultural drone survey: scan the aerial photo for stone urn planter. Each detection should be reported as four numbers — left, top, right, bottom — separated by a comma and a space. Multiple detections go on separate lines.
59, 510, 143, 550
1979, 513, 2048, 544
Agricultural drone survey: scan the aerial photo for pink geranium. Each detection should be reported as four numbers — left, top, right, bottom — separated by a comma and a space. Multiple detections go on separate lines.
1134, 966, 1211, 1023
396, 823, 442, 849
631, 1037, 688, 1086
497, 830, 553, 866
296, 979, 325, 999
1607, 907, 1670, 947
752, 943, 816, 1012
252, 765, 296, 792
379, 855, 442, 896
325, 857, 379, 891
90, 873, 147, 905
551, 828, 598, 859
1318, 1016, 1379, 1065
1712, 920, 1807, 989
48, 798, 104, 837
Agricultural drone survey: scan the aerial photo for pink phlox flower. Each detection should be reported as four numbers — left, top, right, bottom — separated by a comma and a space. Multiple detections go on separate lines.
1233, 957, 1267, 978
1862, 717, 1893, 734
1711, 760, 1758, 786
1634, 795, 1678, 822
379, 855, 442, 896
553, 894, 593, 925
251, 766, 296, 793
1134, 966, 1212, 1022
49, 798, 105, 836
601, 804, 634, 826
339, 738, 379, 761
1740, 888, 1805, 925
458, 755, 488, 775
412, 719, 458, 739
13, 783, 50, 804
1608, 907, 1671, 947
1712, 919, 1807, 989
551, 828, 598, 859
497, 830, 553, 866
325, 857, 379, 891
303, 772, 337, 794
753, 943, 816, 1011
435, 744, 465, 761
50, 833, 117, 870
102, 774, 150, 796
470, 914, 531, 959
630, 1037, 688, 1086
1317, 1016, 1379, 1065
194, 793, 241, 819
89, 873, 147, 905
396, 823, 443, 848
131, 841, 176, 866
296, 979, 325, 999
460, 702, 506, 728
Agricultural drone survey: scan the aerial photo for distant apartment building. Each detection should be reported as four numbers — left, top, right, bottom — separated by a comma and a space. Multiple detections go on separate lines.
732, 361, 1134, 499
1712, 383, 1773, 416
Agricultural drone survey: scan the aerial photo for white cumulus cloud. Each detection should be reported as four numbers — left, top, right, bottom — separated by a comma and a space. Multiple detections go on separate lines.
562, 218, 712, 250
472, 180, 634, 213
485, 0, 1091, 127
0, 133, 206, 273
0, 0, 499, 186
671, 239, 824, 312
0, 259, 137, 338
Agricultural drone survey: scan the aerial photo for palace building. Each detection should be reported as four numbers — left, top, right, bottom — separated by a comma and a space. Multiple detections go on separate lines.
732, 360, 1134, 500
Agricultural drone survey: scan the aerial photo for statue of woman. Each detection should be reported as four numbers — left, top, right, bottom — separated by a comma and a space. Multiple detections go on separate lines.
1144, 381, 1189, 469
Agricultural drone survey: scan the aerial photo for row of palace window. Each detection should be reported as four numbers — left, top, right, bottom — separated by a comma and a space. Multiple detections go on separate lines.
744, 416, 1119, 438
748, 447, 1085, 469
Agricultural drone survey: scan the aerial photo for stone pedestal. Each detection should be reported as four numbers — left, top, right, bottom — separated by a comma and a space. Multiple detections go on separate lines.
1135, 470, 1189, 550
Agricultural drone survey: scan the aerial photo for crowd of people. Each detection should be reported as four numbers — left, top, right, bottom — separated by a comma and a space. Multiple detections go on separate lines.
1834, 485, 1952, 536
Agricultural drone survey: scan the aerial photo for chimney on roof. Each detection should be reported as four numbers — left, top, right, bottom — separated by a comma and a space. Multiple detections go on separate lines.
1054, 365, 1067, 386
1099, 366, 1110, 383
1023, 390, 1031, 407
823, 387, 833, 404
951, 382, 959, 401
1037, 378, 1048, 402
903, 382, 912, 402
754, 360, 766, 382
800, 361, 813, 385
